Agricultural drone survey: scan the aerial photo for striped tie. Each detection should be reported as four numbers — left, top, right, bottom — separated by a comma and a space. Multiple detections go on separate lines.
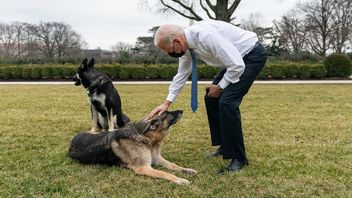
189, 49, 198, 112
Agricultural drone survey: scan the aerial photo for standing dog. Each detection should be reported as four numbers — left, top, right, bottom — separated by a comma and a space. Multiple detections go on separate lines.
73, 58, 129, 132
69, 110, 197, 185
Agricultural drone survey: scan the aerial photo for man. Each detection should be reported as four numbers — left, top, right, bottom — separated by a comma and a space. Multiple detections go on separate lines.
149, 19, 267, 174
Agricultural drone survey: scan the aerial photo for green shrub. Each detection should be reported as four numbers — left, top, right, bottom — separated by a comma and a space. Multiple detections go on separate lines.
297, 64, 311, 79
97, 65, 120, 79
21, 68, 32, 79
0, 68, 12, 79
270, 64, 285, 79
118, 66, 132, 79
30, 67, 42, 79
311, 64, 327, 78
51, 67, 64, 78
41, 67, 53, 79
145, 65, 159, 79
61, 66, 75, 79
198, 65, 219, 79
284, 63, 299, 78
258, 64, 271, 80
110, 65, 120, 79
159, 65, 178, 79
9, 67, 23, 79
130, 65, 146, 79
324, 53, 352, 77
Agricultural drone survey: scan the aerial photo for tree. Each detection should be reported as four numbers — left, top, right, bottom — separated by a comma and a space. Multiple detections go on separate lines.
29, 22, 56, 59
111, 42, 133, 63
241, 13, 273, 43
298, 0, 335, 57
29, 22, 84, 59
141, 0, 242, 22
0, 22, 24, 58
52, 22, 82, 58
273, 9, 307, 54
330, 0, 352, 53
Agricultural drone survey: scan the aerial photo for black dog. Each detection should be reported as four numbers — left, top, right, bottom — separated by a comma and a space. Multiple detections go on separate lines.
73, 58, 129, 132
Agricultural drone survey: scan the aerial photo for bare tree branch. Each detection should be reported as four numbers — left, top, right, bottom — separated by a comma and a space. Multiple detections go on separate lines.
200, 0, 214, 19
160, 0, 202, 21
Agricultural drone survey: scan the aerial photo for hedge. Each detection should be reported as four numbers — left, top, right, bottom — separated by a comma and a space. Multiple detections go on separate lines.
297, 64, 312, 79
284, 63, 299, 78
324, 53, 352, 77
145, 65, 159, 79
311, 64, 327, 78
0, 62, 350, 80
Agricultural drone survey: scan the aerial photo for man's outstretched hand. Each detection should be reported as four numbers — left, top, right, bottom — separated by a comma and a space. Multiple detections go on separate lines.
148, 100, 172, 119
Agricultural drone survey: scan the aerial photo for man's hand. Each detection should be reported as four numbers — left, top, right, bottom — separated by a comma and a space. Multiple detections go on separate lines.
148, 100, 172, 119
207, 84, 222, 98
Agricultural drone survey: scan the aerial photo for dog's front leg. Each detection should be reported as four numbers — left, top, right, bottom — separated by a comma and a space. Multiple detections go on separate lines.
152, 145, 197, 174
106, 108, 114, 131
155, 156, 198, 174
132, 166, 190, 185
90, 105, 98, 133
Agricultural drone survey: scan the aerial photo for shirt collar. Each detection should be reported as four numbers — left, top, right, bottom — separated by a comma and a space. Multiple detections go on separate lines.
184, 28, 196, 49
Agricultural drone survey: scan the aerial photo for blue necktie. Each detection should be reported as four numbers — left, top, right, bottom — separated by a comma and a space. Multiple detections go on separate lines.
189, 49, 198, 112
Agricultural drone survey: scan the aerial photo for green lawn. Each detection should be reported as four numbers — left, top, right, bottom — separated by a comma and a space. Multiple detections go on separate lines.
0, 84, 351, 197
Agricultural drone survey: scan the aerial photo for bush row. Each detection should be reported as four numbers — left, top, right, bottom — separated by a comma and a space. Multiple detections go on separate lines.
0, 58, 350, 80
258, 62, 328, 80
0, 64, 220, 80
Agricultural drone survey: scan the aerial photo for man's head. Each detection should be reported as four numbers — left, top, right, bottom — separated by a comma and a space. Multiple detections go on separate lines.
154, 24, 188, 58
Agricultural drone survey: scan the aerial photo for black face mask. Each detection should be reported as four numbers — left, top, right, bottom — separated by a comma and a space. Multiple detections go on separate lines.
168, 41, 186, 58
168, 51, 186, 58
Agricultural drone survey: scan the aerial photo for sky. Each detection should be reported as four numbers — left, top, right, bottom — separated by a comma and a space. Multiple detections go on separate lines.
0, 0, 304, 50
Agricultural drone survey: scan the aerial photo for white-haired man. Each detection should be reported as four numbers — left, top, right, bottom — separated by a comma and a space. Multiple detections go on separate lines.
149, 19, 267, 174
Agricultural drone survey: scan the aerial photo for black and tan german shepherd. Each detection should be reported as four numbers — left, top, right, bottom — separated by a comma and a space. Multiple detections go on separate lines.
73, 58, 129, 132
69, 110, 197, 185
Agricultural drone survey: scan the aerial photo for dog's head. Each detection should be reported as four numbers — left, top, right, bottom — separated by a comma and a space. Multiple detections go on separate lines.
142, 110, 183, 142
73, 58, 97, 88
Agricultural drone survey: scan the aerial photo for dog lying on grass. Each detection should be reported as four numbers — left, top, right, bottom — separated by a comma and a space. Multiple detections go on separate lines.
69, 110, 197, 185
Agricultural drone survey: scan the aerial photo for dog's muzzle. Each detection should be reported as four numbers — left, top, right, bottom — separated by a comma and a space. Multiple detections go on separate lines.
73, 74, 81, 86
169, 110, 183, 126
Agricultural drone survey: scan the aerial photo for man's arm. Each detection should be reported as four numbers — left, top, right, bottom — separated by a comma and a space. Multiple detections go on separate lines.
148, 53, 192, 118
203, 34, 246, 90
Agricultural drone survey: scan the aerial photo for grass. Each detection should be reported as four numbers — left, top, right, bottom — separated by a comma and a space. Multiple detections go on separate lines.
0, 84, 351, 197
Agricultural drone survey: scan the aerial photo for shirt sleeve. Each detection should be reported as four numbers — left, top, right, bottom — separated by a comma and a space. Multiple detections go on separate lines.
166, 53, 192, 102
202, 34, 245, 89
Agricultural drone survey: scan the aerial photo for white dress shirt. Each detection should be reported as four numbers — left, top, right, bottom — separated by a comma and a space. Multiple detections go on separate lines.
166, 19, 258, 102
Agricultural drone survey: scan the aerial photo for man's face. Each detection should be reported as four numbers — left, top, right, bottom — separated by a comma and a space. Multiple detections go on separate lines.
159, 39, 186, 58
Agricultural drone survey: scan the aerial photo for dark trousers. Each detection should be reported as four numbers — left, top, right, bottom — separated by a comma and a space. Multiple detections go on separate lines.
204, 42, 267, 161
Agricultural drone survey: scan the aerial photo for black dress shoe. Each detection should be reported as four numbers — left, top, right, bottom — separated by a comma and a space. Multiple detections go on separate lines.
218, 158, 249, 174
211, 147, 223, 157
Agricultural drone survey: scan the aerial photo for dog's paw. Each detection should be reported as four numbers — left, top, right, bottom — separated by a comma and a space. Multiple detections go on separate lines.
88, 130, 98, 134
182, 168, 198, 174
90, 128, 97, 132
174, 178, 190, 185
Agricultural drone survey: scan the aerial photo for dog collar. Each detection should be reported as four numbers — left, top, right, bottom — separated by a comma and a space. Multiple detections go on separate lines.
87, 76, 112, 96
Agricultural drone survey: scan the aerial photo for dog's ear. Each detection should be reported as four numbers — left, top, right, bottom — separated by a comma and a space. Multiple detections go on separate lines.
87, 58, 95, 68
80, 58, 88, 68
142, 119, 158, 133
